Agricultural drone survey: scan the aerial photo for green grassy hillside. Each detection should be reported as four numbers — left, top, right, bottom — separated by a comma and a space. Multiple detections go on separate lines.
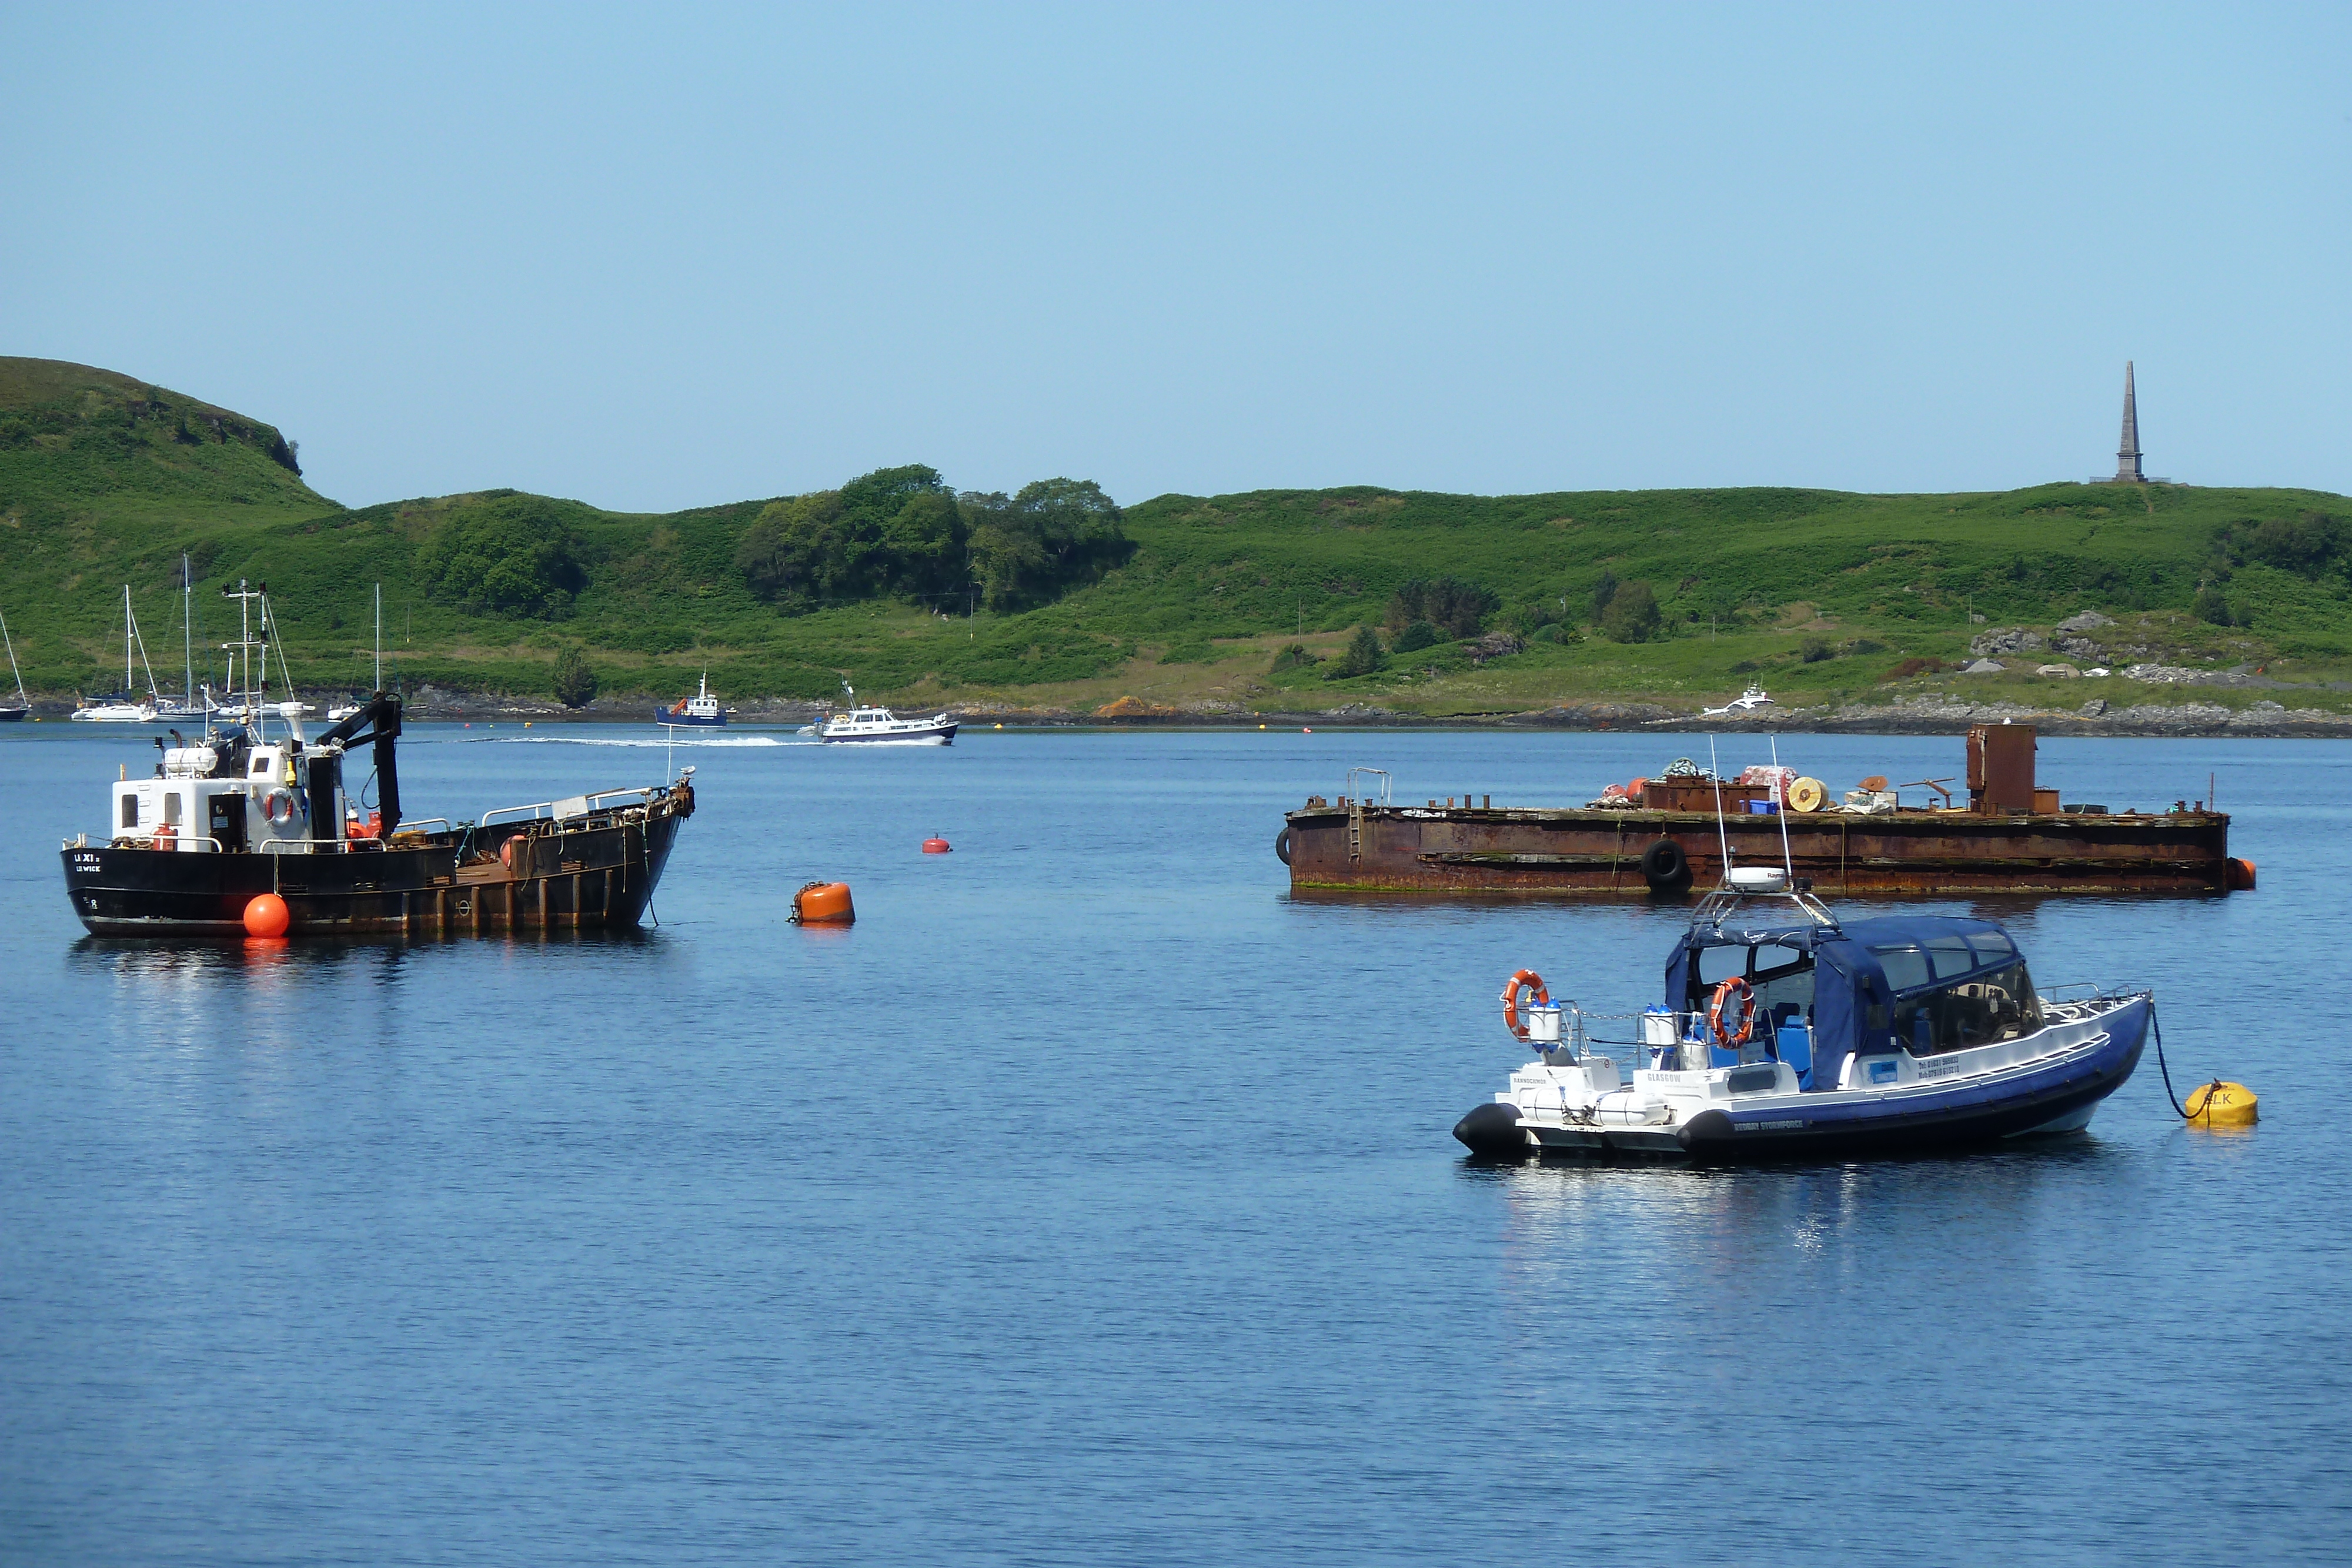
5, 356, 2348, 716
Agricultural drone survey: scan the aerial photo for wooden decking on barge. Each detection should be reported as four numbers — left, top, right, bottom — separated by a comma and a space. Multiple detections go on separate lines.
1281, 801, 2233, 897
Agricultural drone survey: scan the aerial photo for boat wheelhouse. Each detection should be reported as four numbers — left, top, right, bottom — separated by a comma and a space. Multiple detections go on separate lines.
656, 671, 729, 728
1454, 874, 2150, 1161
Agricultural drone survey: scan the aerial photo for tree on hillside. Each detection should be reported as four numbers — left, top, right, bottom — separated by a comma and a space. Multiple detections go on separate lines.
416, 494, 589, 617
552, 646, 599, 707
1590, 569, 1619, 621
1327, 625, 1382, 678
1599, 580, 1662, 643
735, 464, 967, 612
1384, 577, 1497, 640
963, 478, 1133, 612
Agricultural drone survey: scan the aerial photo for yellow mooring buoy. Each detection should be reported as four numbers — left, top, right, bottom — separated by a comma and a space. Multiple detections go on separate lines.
2183, 1081, 2259, 1128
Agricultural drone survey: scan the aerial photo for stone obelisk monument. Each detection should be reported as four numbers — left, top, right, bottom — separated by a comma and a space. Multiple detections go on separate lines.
2113, 361, 2144, 483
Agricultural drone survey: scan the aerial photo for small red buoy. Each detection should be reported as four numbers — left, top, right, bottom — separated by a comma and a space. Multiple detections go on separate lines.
243, 892, 290, 938
922, 836, 952, 854
1302, 726, 1313, 734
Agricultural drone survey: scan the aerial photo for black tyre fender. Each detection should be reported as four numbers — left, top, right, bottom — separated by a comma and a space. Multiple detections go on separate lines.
1640, 837, 1690, 890
1274, 824, 1292, 865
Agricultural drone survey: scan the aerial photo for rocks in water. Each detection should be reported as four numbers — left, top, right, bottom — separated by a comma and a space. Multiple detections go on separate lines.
1967, 627, 2046, 657
2054, 611, 2116, 634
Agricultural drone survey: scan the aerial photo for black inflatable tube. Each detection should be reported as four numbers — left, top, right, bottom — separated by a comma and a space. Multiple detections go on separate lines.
1452, 1101, 1526, 1156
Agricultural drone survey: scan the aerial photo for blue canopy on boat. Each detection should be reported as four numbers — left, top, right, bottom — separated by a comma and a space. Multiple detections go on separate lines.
1665, 913, 2024, 1092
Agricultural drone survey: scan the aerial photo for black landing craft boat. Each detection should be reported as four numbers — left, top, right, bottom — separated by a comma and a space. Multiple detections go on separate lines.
60, 694, 695, 937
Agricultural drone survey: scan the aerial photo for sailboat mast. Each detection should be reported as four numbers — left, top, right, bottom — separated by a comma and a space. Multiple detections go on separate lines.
123, 585, 133, 692
1, 609, 25, 704
373, 583, 382, 692
182, 554, 195, 707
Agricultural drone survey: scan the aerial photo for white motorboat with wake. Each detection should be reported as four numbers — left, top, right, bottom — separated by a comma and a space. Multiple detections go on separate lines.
808, 682, 956, 745
1453, 866, 2153, 1161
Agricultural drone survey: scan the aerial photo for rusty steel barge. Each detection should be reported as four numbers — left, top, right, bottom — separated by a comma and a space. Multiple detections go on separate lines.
1279, 725, 2248, 899
60, 692, 694, 937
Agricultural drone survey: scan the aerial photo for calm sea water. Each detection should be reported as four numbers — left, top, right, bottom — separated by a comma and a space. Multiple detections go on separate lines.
2, 721, 2347, 1566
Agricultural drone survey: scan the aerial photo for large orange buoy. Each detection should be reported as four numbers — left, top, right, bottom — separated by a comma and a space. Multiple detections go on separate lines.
2227, 858, 2257, 891
791, 881, 855, 924
243, 892, 290, 938
922, 835, 952, 854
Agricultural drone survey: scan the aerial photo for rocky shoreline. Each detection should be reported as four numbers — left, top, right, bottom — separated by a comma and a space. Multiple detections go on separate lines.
14, 684, 2348, 738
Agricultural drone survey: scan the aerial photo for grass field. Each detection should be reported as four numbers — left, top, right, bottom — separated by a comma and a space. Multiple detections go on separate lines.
6, 356, 2348, 716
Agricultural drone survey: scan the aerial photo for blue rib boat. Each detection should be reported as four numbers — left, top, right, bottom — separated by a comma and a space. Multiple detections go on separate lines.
1455, 869, 2151, 1161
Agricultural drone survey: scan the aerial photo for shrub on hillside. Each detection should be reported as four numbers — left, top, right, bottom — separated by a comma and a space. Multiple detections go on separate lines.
552, 646, 599, 707
1599, 581, 1661, 643
1800, 637, 1833, 663
1590, 569, 1619, 621
1882, 656, 1950, 682
1384, 577, 1496, 639
1500, 599, 1562, 638
1269, 643, 1319, 674
1392, 618, 1439, 653
1326, 626, 1382, 678
416, 494, 589, 617
2193, 584, 2236, 626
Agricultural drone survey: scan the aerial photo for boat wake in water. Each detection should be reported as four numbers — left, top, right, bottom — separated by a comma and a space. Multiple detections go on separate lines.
472, 734, 798, 748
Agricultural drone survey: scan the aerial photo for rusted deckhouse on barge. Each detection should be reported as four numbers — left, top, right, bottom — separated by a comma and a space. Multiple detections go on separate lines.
1278, 725, 2246, 899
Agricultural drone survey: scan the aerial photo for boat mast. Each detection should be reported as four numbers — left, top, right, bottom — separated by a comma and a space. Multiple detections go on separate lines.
223, 580, 267, 741
182, 554, 195, 709
373, 583, 382, 693
0, 607, 26, 704
123, 585, 132, 695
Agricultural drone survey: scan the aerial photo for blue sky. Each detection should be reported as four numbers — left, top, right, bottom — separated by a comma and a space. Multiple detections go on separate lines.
4, 4, 2345, 511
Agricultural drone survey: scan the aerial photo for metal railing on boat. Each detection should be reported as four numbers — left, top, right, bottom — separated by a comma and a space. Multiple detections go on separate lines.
479, 786, 662, 828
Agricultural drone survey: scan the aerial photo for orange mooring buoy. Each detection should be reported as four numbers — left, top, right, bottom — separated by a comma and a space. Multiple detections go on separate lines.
791, 881, 855, 924
2227, 858, 2257, 891
921, 835, 952, 854
243, 892, 290, 938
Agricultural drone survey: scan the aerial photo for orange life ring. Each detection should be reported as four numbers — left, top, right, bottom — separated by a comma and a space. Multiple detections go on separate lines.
263, 787, 298, 824
1500, 968, 1551, 1041
1709, 976, 1756, 1048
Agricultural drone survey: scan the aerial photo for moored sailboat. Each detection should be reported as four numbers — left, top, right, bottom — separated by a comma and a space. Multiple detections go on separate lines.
0, 606, 28, 721
71, 586, 164, 723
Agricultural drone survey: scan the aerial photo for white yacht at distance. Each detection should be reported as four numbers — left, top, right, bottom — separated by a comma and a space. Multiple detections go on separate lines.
811, 683, 957, 745
72, 586, 165, 723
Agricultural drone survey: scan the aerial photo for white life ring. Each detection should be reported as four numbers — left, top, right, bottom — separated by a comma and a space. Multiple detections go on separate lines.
263, 787, 299, 824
